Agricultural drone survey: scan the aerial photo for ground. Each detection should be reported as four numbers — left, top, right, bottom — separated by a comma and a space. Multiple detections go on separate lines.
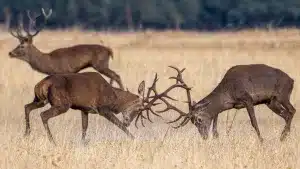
0, 28, 299, 169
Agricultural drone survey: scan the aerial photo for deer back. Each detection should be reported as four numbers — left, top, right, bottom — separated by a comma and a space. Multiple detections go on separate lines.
35, 72, 117, 108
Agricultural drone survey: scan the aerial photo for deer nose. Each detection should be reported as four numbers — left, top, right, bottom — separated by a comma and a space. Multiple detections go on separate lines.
202, 134, 208, 140
8, 52, 15, 57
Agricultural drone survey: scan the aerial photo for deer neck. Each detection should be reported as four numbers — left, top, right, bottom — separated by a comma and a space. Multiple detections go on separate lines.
27, 45, 51, 72
28, 45, 48, 59
197, 90, 232, 117
111, 89, 140, 112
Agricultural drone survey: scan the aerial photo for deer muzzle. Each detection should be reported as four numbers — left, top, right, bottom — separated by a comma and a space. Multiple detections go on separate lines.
197, 127, 209, 140
123, 116, 132, 127
8, 51, 16, 57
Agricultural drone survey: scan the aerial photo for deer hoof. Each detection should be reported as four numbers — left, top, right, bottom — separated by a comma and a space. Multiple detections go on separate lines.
280, 133, 288, 142
280, 129, 290, 142
129, 135, 135, 140
213, 132, 219, 139
82, 139, 90, 146
49, 139, 57, 146
24, 131, 31, 137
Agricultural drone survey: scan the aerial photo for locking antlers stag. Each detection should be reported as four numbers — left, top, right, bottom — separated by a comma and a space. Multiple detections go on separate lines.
158, 64, 296, 142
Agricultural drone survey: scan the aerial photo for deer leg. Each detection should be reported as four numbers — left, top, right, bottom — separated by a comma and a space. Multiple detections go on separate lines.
268, 99, 295, 141
277, 81, 296, 141
239, 94, 263, 142
24, 98, 47, 136
280, 101, 295, 141
40, 105, 70, 145
93, 66, 124, 90
212, 114, 219, 138
99, 111, 135, 139
101, 68, 124, 90
81, 111, 89, 144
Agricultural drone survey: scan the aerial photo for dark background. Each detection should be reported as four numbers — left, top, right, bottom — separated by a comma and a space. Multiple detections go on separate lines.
1, 0, 300, 31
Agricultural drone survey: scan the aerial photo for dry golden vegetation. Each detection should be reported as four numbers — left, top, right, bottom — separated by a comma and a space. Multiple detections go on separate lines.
1, 28, 300, 169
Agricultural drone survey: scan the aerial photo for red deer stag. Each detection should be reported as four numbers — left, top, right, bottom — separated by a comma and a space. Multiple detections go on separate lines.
25, 66, 191, 145
149, 64, 296, 142
25, 71, 163, 145
8, 8, 124, 90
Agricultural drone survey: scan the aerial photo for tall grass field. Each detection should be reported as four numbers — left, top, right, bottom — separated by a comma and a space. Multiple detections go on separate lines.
0, 28, 300, 169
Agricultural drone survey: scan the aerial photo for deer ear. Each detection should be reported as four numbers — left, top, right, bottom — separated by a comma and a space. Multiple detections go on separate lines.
138, 80, 145, 96
199, 101, 210, 107
193, 101, 210, 110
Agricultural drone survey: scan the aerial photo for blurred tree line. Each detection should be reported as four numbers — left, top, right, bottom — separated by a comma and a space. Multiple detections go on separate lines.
0, 0, 300, 31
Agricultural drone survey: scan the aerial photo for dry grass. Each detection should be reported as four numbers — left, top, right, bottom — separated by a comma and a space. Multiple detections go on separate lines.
1, 28, 300, 169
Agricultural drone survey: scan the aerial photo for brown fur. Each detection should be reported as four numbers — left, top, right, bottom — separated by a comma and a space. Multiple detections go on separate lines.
24, 72, 145, 145
169, 64, 296, 142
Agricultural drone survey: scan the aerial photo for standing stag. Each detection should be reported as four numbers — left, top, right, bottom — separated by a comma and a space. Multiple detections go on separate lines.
8, 8, 124, 90
149, 64, 296, 142
25, 71, 165, 145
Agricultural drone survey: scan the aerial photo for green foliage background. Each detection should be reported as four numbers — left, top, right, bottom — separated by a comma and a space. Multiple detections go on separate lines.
1, 0, 299, 31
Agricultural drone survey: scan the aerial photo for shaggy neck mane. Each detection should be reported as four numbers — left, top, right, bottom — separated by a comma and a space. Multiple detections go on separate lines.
112, 88, 140, 111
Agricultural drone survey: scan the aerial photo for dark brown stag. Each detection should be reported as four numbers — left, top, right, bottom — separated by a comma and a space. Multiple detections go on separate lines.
25, 67, 191, 145
8, 8, 124, 90
25, 72, 143, 145
152, 64, 296, 142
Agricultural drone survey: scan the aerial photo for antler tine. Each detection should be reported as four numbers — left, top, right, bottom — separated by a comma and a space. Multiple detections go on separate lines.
134, 113, 141, 128
146, 110, 153, 123
26, 8, 52, 37
27, 10, 40, 23
9, 28, 21, 39
156, 96, 192, 128
168, 66, 186, 84
171, 116, 193, 128
135, 73, 162, 128
135, 112, 148, 128
9, 13, 27, 39
135, 114, 143, 128
168, 65, 193, 111
25, 10, 39, 36
156, 97, 186, 114
158, 66, 194, 127
41, 8, 52, 19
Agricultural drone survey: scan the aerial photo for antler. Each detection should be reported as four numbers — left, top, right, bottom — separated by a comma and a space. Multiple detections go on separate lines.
134, 73, 162, 128
9, 13, 26, 40
163, 66, 194, 128
25, 8, 52, 37
9, 26, 24, 39
135, 66, 193, 128
9, 8, 52, 40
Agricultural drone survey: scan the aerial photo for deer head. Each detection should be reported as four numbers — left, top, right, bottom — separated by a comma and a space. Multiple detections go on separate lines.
121, 81, 146, 127
8, 8, 52, 60
189, 101, 212, 140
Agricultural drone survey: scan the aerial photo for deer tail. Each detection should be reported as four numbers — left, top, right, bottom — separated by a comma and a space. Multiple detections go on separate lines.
34, 76, 53, 102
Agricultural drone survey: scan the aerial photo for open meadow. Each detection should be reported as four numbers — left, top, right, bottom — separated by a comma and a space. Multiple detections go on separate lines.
1, 28, 300, 169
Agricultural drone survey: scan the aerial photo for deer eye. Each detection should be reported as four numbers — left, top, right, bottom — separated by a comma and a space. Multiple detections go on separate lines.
196, 118, 202, 124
